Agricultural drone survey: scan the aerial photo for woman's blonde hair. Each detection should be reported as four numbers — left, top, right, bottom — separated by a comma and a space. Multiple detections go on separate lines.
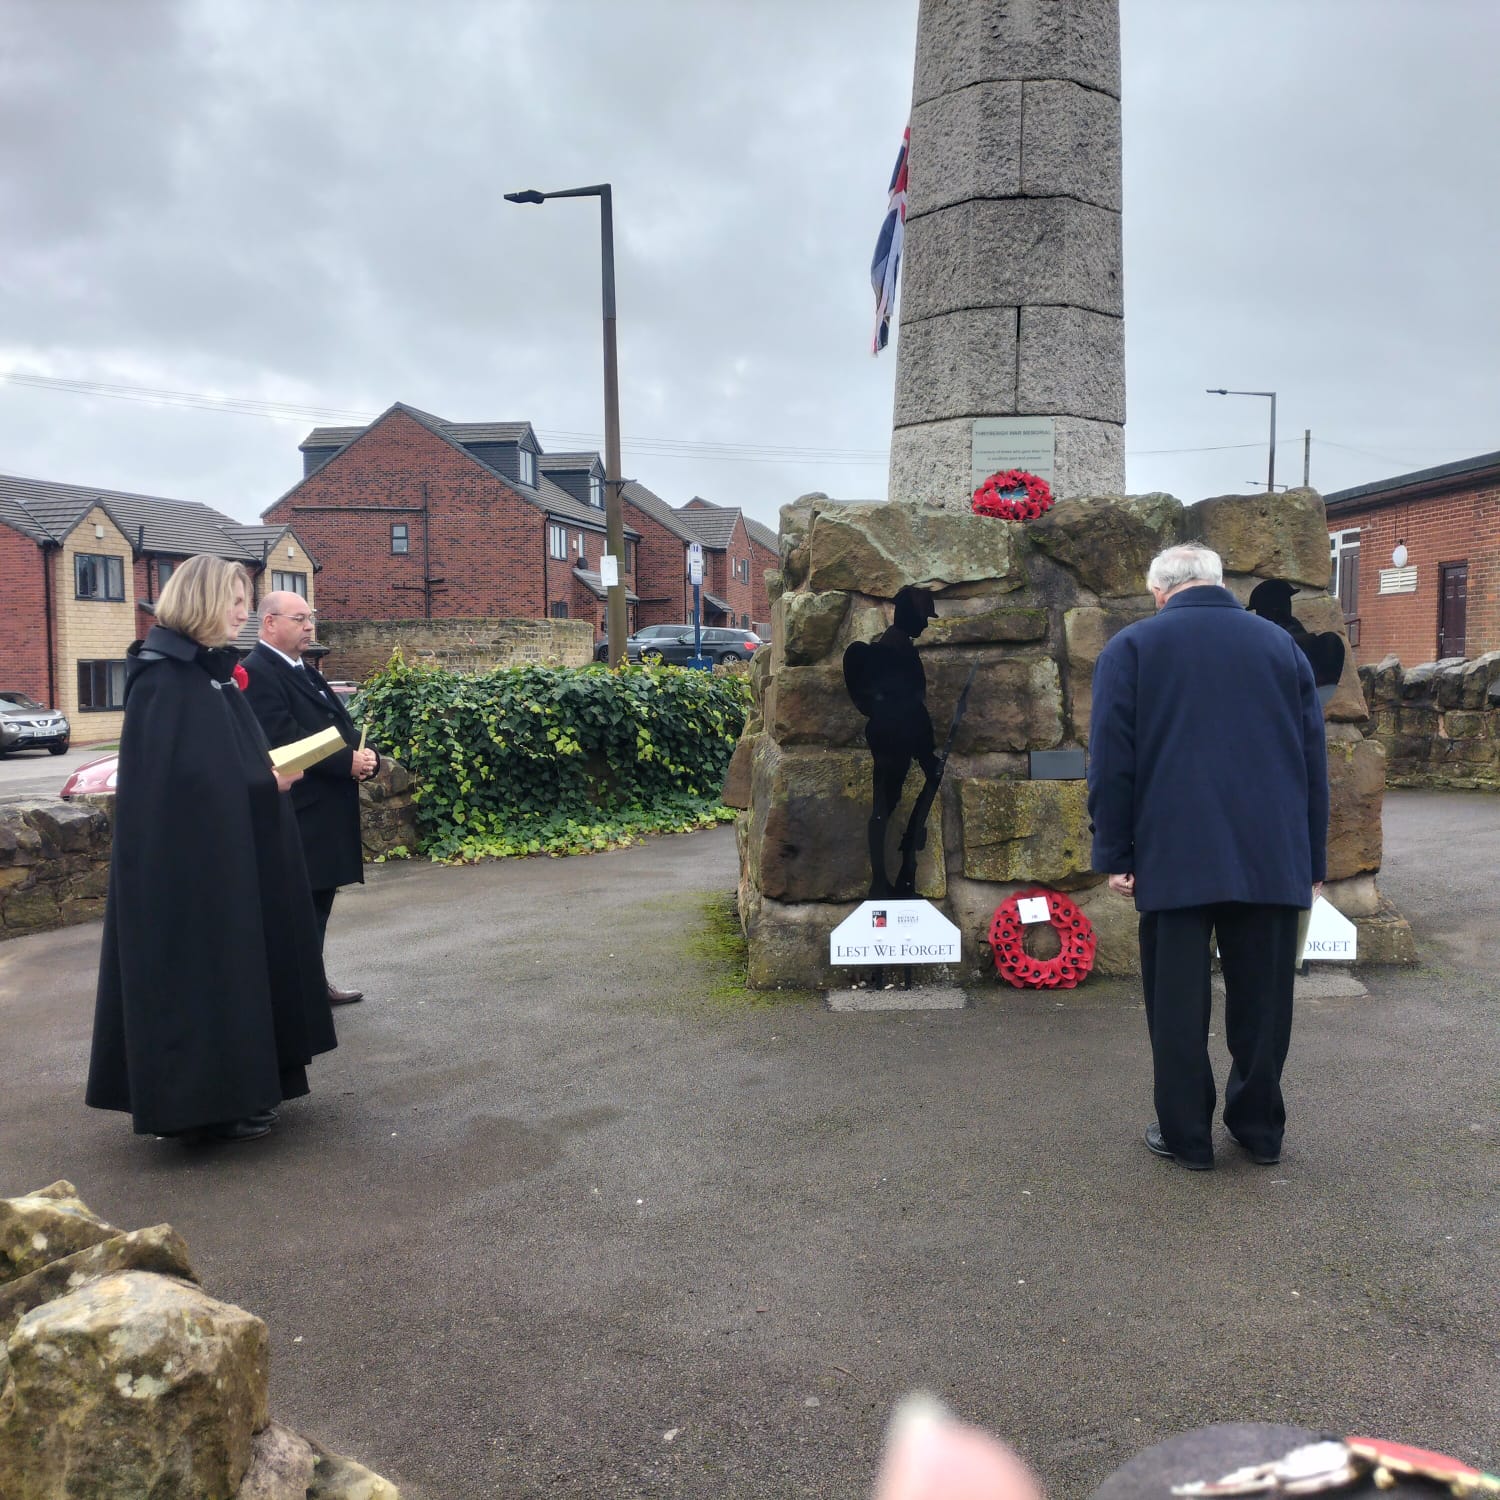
154, 555, 251, 646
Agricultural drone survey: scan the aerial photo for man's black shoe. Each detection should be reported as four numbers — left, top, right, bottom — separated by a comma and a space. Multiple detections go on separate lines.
209, 1117, 274, 1143
327, 983, 363, 1006
1145, 1122, 1213, 1170
1230, 1131, 1281, 1166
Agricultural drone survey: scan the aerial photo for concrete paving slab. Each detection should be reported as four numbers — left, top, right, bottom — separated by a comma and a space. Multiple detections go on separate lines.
1, 790, 1496, 1499
826, 985, 968, 1011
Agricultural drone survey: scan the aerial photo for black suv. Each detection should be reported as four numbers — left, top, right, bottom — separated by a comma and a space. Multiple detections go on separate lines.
0, 692, 71, 754
639, 626, 762, 665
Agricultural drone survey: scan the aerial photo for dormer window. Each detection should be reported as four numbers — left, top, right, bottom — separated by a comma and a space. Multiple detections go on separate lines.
519, 448, 537, 486
590, 474, 603, 508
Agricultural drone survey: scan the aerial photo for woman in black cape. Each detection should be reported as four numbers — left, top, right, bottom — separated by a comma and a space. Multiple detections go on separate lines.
87, 554, 336, 1142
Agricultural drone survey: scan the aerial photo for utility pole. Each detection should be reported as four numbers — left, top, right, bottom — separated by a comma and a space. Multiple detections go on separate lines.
1303, 429, 1311, 489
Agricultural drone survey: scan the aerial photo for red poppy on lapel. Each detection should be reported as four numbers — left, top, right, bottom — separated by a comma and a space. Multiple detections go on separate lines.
232, 664, 249, 690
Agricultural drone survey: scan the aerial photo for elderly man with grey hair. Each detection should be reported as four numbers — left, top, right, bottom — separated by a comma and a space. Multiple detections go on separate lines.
1087, 542, 1329, 1170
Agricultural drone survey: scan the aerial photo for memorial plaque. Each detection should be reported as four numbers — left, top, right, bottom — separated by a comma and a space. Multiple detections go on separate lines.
971, 417, 1057, 491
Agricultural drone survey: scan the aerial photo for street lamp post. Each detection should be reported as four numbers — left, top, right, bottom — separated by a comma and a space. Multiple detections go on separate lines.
505, 183, 627, 666
1207, 388, 1277, 493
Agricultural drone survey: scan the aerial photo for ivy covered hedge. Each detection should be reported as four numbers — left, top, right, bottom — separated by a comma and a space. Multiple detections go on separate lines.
352, 652, 752, 860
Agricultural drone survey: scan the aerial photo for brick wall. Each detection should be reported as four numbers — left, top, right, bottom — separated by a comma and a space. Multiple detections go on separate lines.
1331, 482, 1500, 668
55, 507, 137, 742
0, 528, 52, 706
316, 617, 595, 680
622, 497, 691, 627
266, 409, 639, 646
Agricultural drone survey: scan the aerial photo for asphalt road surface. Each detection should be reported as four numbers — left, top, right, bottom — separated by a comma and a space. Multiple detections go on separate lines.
0, 742, 113, 804
1, 790, 1495, 1498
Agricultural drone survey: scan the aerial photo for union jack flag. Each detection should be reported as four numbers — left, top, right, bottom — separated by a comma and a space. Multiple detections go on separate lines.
870, 125, 909, 354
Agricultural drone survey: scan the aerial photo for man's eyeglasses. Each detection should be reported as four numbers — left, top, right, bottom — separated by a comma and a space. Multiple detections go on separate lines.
270, 610, 318, 624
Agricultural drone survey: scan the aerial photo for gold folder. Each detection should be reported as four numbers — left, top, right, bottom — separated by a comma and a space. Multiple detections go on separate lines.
269, 725, 346, 776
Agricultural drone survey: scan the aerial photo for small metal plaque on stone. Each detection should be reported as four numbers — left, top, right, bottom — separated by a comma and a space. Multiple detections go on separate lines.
971, 417, 1057, 491
1029, 749, 1085, 780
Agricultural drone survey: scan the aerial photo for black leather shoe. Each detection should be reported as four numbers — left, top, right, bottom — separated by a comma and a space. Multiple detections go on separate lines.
1145, 1122, 1213, 1170
246, 1109, 278, 1129
209, 1117, 273, 1142
327, 983, 363, 1005
1230, 1131, 1281, 1166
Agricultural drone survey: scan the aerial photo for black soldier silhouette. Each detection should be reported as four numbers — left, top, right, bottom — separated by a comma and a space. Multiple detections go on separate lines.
1247, 578, 1346, 696
842, 586, 945, 899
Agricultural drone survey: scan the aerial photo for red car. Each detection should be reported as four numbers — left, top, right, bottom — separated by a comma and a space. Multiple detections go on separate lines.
60, 753, 119, 799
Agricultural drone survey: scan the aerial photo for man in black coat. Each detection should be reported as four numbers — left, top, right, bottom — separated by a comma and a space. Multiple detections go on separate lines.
1088, 543, 1329, 1171
242, 593, 377, 1005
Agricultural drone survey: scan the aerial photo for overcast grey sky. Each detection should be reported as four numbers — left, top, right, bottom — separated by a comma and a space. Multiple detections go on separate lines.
1, 0, 1496, 534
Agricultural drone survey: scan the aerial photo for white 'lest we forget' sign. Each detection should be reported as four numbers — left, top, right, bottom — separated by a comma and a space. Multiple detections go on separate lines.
830, 900, 961, 965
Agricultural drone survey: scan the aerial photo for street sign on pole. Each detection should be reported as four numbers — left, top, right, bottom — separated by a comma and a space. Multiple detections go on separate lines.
599, 554, 619, 587
687, 541, 703, 585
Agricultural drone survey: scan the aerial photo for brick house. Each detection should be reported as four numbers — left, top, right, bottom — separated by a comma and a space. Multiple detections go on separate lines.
0, 472, 316, 741
270, 404, 642, 642
1325, 448, 1500, 667
674, 498, 778, 632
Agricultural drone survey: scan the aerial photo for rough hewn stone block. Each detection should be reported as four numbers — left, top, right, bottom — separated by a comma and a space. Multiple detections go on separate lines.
960, 779, 1093, 886
1, 1182, 118, 1285
907, 82, 1022, 218
1063, 603, 1147, 739
925, 653, 1063, 754
1325, 728, 1385, 880
1031, 494, 1184, 597
804, 501, 1021, 597
1016, 305, 1125, 423
769, 665, 866, 748
774, 590, 850, 668
1020, 79, 1122, 208
924, 605, 1049, 647
901, 196, 1124, 322
1187, 488, 1332, 588
894, 308, 1019, 426
912, 0, 1121, 105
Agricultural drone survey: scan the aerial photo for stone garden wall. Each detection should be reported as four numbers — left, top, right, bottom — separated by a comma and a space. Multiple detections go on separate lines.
726, 489, 1415, 989
0, 762, 418, 941
0, 1181, 399, 1499
1358, 652, 1500, 790
317, 617, 594, 681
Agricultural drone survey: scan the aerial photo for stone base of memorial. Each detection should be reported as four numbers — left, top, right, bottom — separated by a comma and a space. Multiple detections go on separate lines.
725, 489, 1415, 989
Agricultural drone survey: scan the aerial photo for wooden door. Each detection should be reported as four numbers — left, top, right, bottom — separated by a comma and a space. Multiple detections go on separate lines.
1438, 562, 1468, 659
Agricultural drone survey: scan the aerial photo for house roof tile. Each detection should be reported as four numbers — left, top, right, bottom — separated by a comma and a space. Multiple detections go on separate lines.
673, 501, 741, 550
573, 566, 639, 603
539, 452, 604, 473
0, 472, 272, 560
620, 480, 701, 544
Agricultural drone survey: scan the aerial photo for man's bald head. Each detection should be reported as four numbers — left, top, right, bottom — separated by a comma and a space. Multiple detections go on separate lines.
260, 591, 316, 658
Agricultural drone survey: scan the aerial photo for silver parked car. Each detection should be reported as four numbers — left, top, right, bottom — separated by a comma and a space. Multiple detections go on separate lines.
0, 692, 71, 755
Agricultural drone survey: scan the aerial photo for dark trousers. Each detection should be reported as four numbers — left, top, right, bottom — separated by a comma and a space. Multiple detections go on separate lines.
1138, 903, 1300, 1164
311, 887, 336, 950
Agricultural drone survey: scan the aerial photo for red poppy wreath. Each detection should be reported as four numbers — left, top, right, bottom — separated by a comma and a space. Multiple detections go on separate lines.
972, 469, 1054, 522
987, 887, 1097, 990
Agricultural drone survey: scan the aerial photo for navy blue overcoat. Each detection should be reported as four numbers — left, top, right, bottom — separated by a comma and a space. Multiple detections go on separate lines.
1086, 585, 1330, 912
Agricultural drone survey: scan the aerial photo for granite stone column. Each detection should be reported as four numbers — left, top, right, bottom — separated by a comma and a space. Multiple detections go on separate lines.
890, 0, 1125, 506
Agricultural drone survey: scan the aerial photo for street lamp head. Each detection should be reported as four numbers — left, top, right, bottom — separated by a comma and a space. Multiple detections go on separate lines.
504, 189, 547, 205
1207, 388, 1228, 395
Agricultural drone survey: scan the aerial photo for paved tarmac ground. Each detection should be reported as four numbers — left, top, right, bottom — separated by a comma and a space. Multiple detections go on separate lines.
2, 790, 1496, 1498
0, 741, 112, 804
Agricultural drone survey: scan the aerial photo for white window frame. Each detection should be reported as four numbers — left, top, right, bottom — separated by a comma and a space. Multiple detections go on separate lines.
1329, 528, 1360, 600
590, 474, 604, 509
519, 448, 537, 486
548, 524, 568, 560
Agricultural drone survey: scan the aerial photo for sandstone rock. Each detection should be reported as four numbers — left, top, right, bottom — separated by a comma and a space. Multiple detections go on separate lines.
0, 1270, 269, 1500
308, 1446, 402, 1499
960, 779, 1093, 888
1399, 660, 1456, 699
1321, 873, 1381, 919
1187, 488, 1331, 587
774, 589, 850, 668
1353, 904, 1418, 967
768, 664, 866, 747
1, 1182, 119, 1284
1063, 605, 1143, 739
777, 494, 826, 589
1325, 728, 1385, 880
923, 604, 1048, 647
1, 886, 60, 933
1027, 492, 1184, 596
1444, 710, 1484, 740
753, 744, 944, 904
1359, 655, 1402, 707
236, 1422, 318, 1500
1458, 651, 1500, 709
1284, 595, 1366, 721
1434, 659, 1472, 710
743, 889, 850, 991
0, 815, 44, 868
0, 1225, 196, 1340
803, 502, 1023, 597
1069, 879, 1141, 977
21, 802, 107, 855
927, 653, 1063, 754
720, 732, 758, 811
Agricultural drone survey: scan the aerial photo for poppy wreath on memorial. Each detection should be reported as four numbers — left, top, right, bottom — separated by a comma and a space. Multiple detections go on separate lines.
971, 469, 1054, 522
988, 886, 1097, 989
